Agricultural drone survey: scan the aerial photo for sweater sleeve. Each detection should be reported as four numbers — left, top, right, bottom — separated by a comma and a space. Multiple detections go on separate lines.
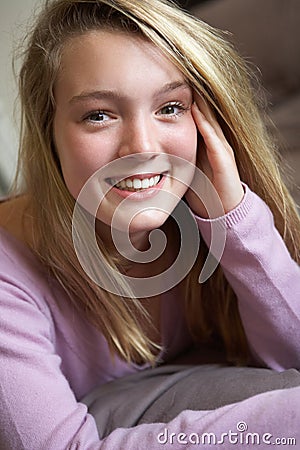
1, 277, 300, 450
195, 184, 300, 371
0, 273, 101, 449
1, 228, 300, 449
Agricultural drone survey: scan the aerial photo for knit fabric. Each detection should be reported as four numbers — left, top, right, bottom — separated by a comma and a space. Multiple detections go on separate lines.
0, 184, 299, 449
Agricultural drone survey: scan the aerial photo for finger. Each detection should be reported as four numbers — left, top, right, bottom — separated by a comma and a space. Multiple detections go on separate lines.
192, 101, 232, 153
192, 102, 225, 150
197, 139, 213, 181
192, 103, 236, 177
193, 93, 227, 144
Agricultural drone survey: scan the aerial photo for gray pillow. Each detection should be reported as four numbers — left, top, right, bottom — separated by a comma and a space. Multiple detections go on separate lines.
82, 363, 300, 439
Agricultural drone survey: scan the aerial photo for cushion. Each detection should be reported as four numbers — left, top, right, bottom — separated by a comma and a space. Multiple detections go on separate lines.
82, 363, 300, 439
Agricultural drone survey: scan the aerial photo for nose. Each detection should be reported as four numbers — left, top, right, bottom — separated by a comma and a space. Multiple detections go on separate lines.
118, 114, 159, 159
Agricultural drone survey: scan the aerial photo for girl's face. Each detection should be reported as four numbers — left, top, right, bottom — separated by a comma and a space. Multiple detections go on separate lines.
53, 31, 197, 241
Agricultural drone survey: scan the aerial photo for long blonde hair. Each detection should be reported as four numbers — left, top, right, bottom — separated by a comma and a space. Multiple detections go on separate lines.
15, 0, 300, 365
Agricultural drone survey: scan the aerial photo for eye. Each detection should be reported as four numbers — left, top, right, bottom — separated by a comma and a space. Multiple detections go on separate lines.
85, 110, 110, 122
158, 102, 186, 117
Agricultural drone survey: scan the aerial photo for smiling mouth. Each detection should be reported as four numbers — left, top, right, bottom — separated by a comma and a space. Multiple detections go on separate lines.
107, 174, 163, 192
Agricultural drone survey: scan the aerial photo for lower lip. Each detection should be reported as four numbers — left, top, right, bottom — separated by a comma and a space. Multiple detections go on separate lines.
109, 175, 167, 200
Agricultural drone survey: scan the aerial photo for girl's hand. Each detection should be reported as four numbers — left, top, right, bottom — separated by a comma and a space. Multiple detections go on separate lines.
185, 94, 244, 219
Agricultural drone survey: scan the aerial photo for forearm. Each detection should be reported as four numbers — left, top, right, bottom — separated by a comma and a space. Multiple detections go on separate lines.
196, 184, 300, 370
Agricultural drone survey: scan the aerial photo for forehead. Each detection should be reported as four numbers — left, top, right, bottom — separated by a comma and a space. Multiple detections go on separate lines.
55, 30, 186, 95
60, 29, 178, 66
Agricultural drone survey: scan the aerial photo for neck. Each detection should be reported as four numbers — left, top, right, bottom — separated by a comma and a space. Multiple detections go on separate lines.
95, 219, 176, 279
95, 219, 151, 253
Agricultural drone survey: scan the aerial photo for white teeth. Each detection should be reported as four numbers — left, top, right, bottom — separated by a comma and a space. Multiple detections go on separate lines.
114, 175, 161, 191
133, 179, 142, 189
141, 179, 149, 189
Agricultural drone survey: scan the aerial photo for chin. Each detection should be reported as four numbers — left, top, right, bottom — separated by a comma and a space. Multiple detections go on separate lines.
128, 210, 170, 234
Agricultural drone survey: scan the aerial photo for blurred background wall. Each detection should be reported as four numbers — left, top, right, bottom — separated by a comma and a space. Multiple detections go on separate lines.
0, 0, 299, 208
189, 0, 300, 209
0, 0, 38, 195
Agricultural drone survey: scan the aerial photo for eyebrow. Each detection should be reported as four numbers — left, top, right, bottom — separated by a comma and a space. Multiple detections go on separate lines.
69, 80, 190, 104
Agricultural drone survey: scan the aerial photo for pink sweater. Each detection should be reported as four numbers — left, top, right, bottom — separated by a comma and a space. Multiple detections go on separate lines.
0, 185, 299, 449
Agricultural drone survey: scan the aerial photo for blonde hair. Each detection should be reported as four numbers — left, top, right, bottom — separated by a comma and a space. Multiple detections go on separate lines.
15, 0, 300, 365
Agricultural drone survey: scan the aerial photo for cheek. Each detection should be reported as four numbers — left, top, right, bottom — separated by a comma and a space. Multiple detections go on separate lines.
56, 137, 92, 198
167, 118, 198, 192
54, 126, 111, 198
169, 116, 198, 163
